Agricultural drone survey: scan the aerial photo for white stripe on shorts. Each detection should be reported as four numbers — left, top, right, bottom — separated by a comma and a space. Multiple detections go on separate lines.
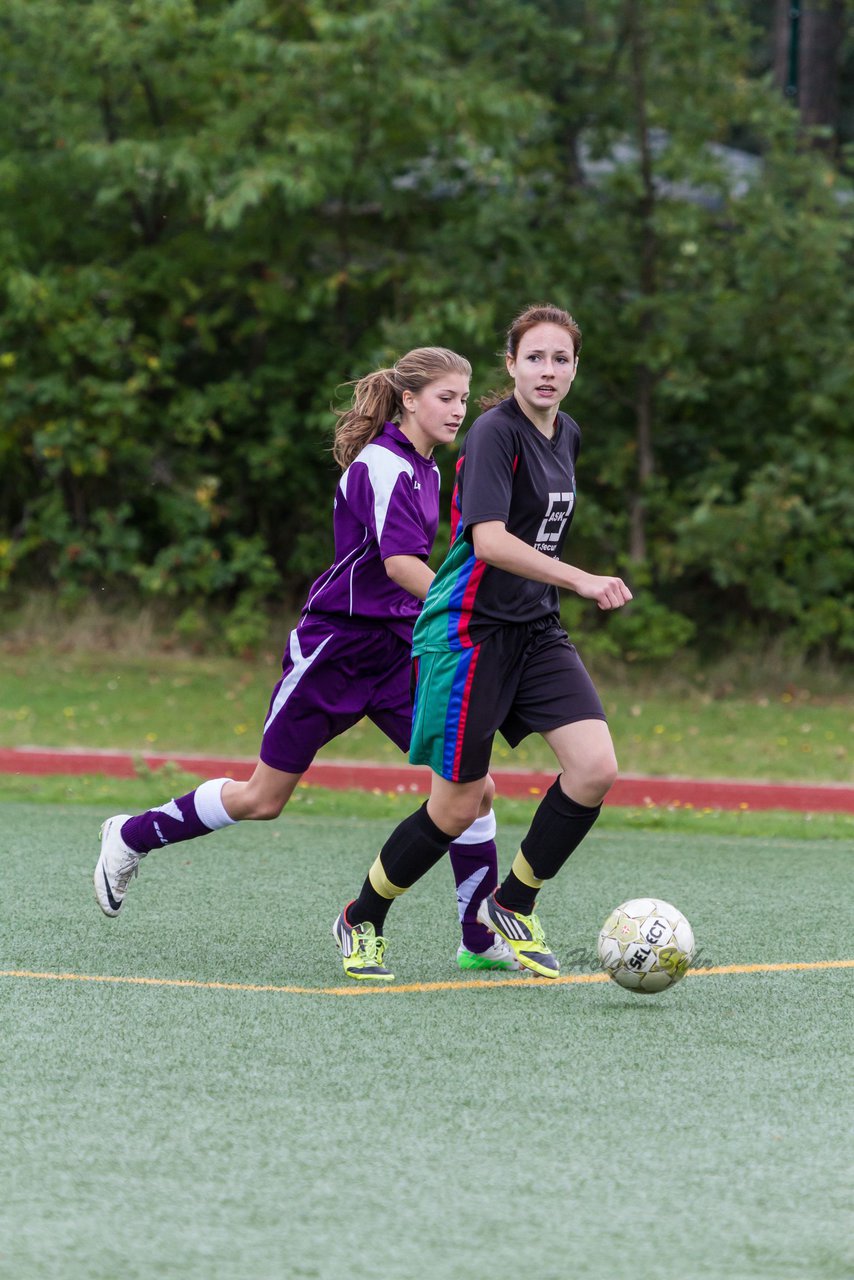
263, 628, 332, 734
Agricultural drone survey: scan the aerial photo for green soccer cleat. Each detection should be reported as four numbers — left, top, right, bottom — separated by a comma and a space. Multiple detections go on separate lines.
456, 938, 521, 972
333, 906, 394, 981
476, 892, 559, 978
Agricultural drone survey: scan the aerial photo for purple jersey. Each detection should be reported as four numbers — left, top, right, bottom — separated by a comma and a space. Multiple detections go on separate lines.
301, 421, 440, 643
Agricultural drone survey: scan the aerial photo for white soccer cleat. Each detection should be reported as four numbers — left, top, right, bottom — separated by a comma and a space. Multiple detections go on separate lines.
456, 936, 522, 972
94, 815, 144, 917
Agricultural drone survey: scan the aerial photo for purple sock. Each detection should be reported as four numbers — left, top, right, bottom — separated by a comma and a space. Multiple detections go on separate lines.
448, 811, 498, 953
121, 777, 236, 854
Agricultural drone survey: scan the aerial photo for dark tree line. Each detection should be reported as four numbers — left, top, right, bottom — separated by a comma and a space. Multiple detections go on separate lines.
1, 1, 852, 659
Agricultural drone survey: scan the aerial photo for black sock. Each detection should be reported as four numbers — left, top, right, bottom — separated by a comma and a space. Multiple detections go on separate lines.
345, 881, 392, 935
495, 869, 538, 916
496, 777, 601, 914
347, 802, 453, 932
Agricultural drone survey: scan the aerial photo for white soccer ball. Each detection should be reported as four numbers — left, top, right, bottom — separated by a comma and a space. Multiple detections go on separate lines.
597, 898, 695, 994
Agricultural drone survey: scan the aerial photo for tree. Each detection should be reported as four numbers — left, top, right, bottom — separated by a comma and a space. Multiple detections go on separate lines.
1, 0, 852, 658
772, 0, 850, 153
0, 0, 526, 643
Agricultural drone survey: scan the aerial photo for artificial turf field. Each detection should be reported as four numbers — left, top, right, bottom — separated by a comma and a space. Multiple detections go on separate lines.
1, 800, 852, 1280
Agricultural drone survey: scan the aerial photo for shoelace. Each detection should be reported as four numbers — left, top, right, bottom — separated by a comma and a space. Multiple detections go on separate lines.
356, 928, 386, 965
527, 913, 548, 949
114, 855, 140, 895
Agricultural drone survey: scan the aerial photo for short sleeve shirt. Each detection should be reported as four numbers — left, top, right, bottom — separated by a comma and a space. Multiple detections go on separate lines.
302, 422, 440, 643
414, 396, 580, 652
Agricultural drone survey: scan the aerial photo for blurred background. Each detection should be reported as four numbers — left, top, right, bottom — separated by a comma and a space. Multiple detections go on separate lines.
1, 0, 852, 668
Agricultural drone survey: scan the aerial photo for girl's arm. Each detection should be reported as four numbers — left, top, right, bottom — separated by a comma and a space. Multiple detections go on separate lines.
471, 521, 632, 611
384, 555, 435, 602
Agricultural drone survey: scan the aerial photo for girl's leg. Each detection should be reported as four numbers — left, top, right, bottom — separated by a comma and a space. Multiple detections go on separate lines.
374, 696, 503, 962
94, 762, 301, 917
96, 615, 371, 918
480, 720, 617, 976
122, 761, 302, 851
334, 774, 488, 980
337, 636, 510, 979
544, 718, 618, 807
351, 772, 488, 930
221, 762, 303, 820
496, 719, 616, 912
447, 775, 514, 966
450, 812, 497, 951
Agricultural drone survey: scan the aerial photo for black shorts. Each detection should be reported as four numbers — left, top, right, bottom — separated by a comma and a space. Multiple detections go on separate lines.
410, 617, 606, 782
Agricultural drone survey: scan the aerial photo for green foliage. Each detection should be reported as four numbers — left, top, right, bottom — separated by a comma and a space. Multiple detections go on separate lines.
674, 452, 854, 653
562, 581, 696, 664
0, 0, 851, 657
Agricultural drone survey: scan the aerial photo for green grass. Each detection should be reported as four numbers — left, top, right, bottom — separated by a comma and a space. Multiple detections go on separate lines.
2, 798, 852, 1279
0, 767, 852, 841
0, 644, 851, 783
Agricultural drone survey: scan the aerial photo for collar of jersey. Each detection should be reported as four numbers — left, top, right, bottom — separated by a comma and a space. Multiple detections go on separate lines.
508, 394, 564, 443
380, 420, 436, 463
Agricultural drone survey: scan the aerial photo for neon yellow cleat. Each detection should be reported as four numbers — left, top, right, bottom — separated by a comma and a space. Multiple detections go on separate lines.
476, 892, 559, 978
333, 906, 394, 981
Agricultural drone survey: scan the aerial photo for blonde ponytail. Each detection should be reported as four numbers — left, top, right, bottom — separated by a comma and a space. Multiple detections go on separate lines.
332, 370, 397, 470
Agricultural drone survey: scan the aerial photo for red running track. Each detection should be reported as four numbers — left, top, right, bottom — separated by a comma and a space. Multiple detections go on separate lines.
1, 747, 852, 813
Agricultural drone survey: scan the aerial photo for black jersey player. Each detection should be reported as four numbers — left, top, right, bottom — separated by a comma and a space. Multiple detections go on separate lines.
334, 304, 632, 980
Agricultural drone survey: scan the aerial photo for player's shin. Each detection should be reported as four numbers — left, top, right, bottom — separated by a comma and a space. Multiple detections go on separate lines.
496, 776, 601, 914
346, 801, 454, 931
448, 810, 499, 953
121, 777, 237, 854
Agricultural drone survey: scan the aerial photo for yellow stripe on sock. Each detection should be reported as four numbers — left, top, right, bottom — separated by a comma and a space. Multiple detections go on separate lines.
368, 855, 407, 899
511, 849, 544, 890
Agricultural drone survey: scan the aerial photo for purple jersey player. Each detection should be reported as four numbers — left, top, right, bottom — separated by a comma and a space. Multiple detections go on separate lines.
94, 346, 518, 974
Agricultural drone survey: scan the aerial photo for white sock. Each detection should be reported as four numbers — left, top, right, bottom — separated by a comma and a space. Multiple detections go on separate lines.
452, 809, 497, 846
194, 777, 238, 830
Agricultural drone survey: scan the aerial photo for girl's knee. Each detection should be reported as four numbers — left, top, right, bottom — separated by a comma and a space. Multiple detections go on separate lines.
478, 774, 496, 816
559, 745, 618, 807
234, 787, 290, 822
579, 752, 618, 804
428, 797, 483, 838
428, 775, 490, 839
250, 797, 287, 821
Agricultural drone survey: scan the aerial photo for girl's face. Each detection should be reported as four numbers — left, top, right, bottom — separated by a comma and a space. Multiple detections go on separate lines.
506, 322, 578, 424
401, 373, 470, 456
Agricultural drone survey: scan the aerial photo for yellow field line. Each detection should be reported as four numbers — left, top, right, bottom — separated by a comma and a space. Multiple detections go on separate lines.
1, 958, 852, 997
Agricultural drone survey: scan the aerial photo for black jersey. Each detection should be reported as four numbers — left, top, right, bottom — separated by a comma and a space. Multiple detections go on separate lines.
413, 395, 580, 652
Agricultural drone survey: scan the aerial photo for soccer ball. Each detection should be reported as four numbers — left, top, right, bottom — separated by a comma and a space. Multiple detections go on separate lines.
597, 898, 695, 994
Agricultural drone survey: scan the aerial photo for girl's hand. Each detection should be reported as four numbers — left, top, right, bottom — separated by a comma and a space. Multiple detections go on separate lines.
571, 571, 633, 610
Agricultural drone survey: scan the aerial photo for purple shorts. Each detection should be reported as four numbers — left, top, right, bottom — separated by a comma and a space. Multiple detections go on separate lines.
259, 615, 412, 774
